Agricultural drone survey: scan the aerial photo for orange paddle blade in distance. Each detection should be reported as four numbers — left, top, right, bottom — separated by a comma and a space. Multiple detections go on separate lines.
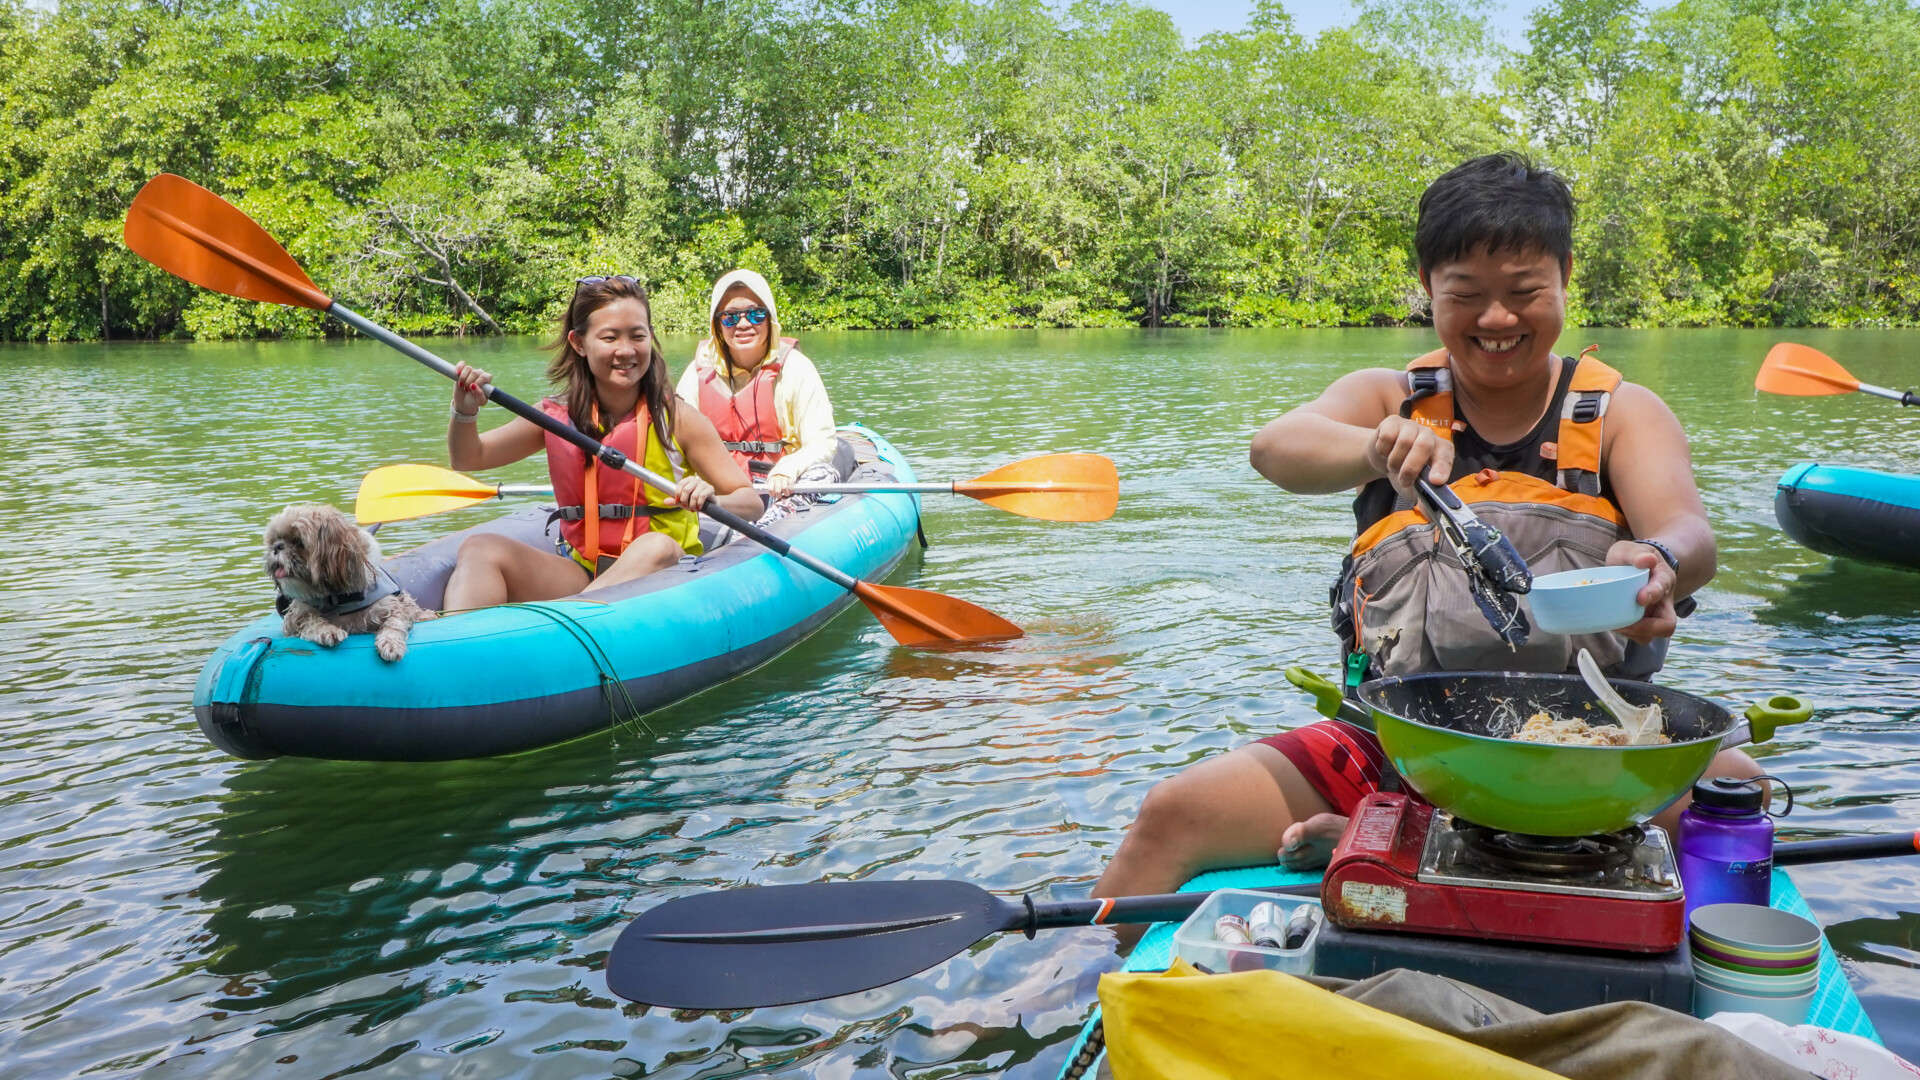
123, 174, 332, 311
355, 464, 499, 524
1756, 343, 1860, 396
953, 453, 1120, 522
852, 582, 1022, 645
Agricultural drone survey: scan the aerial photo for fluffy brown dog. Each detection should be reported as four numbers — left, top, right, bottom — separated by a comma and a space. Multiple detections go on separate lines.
264, 503, 436, 661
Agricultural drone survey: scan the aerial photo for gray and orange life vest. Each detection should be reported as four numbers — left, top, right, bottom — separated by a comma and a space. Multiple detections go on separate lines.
1334, 348, 1664, 678
541, 398, 702, 569
696, 338, 798, 472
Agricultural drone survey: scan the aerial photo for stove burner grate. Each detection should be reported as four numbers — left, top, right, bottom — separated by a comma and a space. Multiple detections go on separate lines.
1456, 825, 1646, 875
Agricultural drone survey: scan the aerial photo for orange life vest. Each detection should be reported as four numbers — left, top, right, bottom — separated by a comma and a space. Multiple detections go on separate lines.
696, 338, 797, 471
540, 398, 700, 566
1337, 347, 1656, 677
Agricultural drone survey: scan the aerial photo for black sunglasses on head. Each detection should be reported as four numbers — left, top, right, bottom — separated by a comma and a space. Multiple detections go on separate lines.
576, 275, 640, 287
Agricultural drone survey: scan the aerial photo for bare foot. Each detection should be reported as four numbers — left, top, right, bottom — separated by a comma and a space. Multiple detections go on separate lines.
1278, 812, 1349, 871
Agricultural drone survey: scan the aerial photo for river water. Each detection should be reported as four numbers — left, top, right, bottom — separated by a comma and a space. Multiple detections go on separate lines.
2, 328, 1916, 1077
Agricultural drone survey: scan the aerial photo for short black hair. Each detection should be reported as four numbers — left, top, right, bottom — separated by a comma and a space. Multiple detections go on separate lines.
1415, 153, 1574, 277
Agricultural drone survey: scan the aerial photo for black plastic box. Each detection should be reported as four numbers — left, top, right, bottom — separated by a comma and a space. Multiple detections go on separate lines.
1313, 922, 1695, 1013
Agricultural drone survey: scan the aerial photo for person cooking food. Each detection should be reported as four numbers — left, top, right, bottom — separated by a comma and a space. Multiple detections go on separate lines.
1088, 153, 1763, 939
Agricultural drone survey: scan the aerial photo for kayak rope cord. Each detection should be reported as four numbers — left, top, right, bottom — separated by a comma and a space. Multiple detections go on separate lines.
498, 601, 654, 740
1062, 1019, 1105, 1080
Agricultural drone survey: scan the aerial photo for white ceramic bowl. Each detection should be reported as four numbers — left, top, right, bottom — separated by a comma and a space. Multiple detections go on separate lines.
1693, 978, 1814, 1024
1527, 565, 1649, 635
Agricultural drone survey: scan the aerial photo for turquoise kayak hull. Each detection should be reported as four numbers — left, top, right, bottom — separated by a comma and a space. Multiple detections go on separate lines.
192, 426, 919, 761
1776, 463, 1920, 572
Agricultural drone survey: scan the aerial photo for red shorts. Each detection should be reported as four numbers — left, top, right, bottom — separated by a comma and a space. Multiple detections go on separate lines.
1256, 720, 1391, 817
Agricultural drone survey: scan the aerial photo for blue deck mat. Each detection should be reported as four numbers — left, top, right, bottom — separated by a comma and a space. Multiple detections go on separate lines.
1057, 865, 1880, 1077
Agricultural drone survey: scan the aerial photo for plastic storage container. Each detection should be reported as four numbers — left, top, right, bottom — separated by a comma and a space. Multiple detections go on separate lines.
1172, 889, 1323, 976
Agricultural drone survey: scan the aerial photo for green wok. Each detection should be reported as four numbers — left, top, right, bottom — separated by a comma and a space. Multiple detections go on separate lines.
1286, 667, 1811, 836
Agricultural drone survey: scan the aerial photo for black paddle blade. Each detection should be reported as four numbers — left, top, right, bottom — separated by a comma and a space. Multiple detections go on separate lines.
606, 880, 1018, 1009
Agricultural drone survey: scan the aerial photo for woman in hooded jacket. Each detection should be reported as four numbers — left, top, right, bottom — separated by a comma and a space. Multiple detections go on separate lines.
676, 270, 848, 523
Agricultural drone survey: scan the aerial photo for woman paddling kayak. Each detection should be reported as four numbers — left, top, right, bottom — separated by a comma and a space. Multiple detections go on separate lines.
441, 276, 761, 609
677, 269, 851, 523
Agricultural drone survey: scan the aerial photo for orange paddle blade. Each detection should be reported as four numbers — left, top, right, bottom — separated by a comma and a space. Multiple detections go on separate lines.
355, 464, 499, 524
852, 582, 1022, 645
123, 174, 332, 310
1756, 343, 1860, 397
953, 453, 1119, 522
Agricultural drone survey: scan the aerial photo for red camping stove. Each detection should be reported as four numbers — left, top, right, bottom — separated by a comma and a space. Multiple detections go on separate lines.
1322, 792, 1686, 953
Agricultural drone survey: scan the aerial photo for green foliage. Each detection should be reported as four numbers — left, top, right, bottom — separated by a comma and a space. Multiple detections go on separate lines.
5, 0, 1920, 339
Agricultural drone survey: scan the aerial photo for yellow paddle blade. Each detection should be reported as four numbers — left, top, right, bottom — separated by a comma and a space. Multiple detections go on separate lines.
123, 174, 333, 311
355, 464, 500, 524
953, 453, 1120, 522
1757, 342, 1860, 396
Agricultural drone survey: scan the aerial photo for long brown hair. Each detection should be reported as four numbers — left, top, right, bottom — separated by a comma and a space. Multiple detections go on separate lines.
546, 278, 677, 453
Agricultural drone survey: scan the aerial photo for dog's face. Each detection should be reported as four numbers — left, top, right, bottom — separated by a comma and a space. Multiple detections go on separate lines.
265, 504, 373, 600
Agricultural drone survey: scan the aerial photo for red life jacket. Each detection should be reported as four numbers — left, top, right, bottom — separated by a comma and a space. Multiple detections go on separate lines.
540, 398, 694, 564
696, 338, 796, 471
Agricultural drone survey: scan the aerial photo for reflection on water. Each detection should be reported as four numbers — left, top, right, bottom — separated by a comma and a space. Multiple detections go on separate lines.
1, 327, 1917, 1077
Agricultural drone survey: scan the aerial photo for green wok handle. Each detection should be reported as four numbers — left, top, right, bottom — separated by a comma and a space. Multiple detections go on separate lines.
1743, 695, 1814, 743
1284, 667, 1375, 729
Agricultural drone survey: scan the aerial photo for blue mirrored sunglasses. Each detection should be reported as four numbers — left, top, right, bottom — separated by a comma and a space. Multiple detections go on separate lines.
720, 307, 769, 328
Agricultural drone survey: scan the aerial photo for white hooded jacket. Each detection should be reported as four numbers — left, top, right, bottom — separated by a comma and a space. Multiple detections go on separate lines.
676, 269, 838, 482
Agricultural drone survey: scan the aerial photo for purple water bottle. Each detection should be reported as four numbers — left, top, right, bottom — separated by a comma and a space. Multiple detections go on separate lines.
1677, 775, 1791, 919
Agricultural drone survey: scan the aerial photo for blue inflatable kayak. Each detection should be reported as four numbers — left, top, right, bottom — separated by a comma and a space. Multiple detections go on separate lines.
1775, 463, 1920, 573
193, 427, 920, 761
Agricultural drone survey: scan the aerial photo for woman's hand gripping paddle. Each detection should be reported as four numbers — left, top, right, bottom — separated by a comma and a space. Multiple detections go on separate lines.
607, 827, 1920, 1009
1758, 343, 1919, 405
354, 455, 1120, 526
124, 173, 1021, 646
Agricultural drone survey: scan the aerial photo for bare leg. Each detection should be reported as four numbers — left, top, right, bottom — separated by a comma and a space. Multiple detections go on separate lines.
1092, 744, 1337, 947
443, 534, 590, 610
1652, 748, 1764, 835
582, 532, 683, 593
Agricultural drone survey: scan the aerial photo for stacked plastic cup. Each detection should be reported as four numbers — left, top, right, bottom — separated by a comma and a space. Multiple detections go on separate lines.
1689, 903, 1822, 1022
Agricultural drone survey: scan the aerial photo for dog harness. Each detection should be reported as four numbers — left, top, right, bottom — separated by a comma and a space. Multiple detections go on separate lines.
276, 564, 404, 617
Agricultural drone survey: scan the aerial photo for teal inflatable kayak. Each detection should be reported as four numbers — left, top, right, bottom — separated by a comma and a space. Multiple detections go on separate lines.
1776, 463, 1920, 573
193, 426, 920, 761
1056, 863, 1881, 1079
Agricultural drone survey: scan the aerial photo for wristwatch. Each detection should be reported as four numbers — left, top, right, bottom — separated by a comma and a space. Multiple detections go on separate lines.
1637, 538, 1678, 573
1636, 539, 1697, 618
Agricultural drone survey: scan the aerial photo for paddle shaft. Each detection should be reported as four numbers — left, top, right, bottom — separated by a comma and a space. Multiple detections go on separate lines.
1016, 883, 1321, 933
330, 304, 863, 592
1774, 831, 1920, 865
1857, 382, 1919, 405
455, 481, 1091, 497
1024, 833, 1916, 931
1012, 833, 1920, 932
